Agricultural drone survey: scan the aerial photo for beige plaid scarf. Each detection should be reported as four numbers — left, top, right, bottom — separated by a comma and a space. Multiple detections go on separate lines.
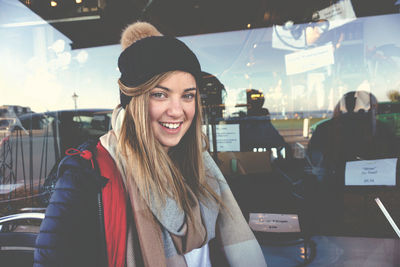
100, 106, 267, 267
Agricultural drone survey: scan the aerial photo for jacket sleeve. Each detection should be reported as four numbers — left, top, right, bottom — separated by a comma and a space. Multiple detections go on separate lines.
34, 167, 101, 267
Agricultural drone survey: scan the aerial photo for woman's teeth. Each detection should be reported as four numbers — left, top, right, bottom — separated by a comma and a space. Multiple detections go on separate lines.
160, 122, 180, 129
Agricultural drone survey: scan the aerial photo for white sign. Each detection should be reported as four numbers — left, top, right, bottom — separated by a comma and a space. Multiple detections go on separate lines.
345, 158, 398, 186
202, 124, 240, 152
317, 0, 356, 30
248, 213, 301, 233
285, 43, 334, 75
272, 0, 356, 51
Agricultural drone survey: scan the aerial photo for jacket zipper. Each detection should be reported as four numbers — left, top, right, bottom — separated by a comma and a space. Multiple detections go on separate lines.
98, 189, 108, 267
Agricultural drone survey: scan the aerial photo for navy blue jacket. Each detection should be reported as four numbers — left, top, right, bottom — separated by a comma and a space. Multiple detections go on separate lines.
34, 142, 108, 267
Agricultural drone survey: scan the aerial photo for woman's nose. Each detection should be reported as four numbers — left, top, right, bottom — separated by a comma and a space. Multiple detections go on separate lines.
166, 98, 184, 117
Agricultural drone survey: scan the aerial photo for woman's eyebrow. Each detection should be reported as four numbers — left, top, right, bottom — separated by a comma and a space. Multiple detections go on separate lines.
155, 85, 170, 91
155, 85, 197, 92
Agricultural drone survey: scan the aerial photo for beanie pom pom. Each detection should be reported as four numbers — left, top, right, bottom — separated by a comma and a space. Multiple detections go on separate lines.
120, 21, 162, 50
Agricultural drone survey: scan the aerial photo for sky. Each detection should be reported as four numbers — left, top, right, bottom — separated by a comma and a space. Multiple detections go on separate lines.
1, 0, 400, 116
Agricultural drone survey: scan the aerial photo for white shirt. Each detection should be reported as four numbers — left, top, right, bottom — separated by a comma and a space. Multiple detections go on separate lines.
184, 243, 212, 267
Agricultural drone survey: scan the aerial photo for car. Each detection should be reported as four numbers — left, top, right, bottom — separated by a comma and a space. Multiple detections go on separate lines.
0, 117, 27, 136
0, 109, 112, 216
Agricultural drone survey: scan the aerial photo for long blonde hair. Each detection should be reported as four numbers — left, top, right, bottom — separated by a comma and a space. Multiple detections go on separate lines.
118, 71, 222, 221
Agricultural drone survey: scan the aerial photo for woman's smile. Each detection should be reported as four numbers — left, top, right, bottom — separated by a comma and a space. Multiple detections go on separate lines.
159, 121, 183, 130
149, 71, 196, 150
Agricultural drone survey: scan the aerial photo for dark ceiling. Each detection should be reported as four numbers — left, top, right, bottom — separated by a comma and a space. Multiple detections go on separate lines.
19, 0, 399, 49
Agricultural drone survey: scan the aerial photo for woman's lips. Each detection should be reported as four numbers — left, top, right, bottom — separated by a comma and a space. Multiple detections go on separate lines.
159, 122, 183, 132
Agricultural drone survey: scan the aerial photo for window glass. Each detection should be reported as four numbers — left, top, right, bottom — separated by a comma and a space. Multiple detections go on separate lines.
1, 0, 400, 254
186, 11, 400, 239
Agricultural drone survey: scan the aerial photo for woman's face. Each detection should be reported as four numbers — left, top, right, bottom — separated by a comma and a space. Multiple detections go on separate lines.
148, 71, 197, 151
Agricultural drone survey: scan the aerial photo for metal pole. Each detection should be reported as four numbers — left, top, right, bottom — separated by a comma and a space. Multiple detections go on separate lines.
72, 92, 78, 110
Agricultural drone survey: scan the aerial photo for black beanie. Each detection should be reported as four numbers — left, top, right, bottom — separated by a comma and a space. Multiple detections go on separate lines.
118, 36, 202, 108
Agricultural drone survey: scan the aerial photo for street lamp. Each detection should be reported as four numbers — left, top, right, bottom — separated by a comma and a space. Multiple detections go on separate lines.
72, 92, 78, 110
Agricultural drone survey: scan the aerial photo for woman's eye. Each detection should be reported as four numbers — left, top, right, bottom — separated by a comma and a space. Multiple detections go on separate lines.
183, 93, 195, 100
151, 92, 166, 99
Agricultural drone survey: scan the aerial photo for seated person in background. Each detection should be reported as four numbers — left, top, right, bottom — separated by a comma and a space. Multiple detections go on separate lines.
246, 89, 270, 117
240, 89, 287, 152
306, 90, 399, 232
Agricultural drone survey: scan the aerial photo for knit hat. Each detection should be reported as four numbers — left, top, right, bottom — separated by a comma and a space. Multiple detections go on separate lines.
118, 22, 202, 108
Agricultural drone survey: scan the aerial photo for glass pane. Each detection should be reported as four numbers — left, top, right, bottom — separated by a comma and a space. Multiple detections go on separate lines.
1, 0, 400, 257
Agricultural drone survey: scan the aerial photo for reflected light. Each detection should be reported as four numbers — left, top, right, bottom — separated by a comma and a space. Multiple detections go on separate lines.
50, 1, 57, 7
251, 93, 264, 100
49, 39, 65, 53
336, 33, 345, 49
76, 0, 82, 3
300, 247, 305, 259
306, 26, 321, 45
76, 50, 89, 64
263, 12, 270, 21
60, 52, 72, 66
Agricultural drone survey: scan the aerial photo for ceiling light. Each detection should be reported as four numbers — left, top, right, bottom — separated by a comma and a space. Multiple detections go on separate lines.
50, 1, 57, 7
247, 24, 251, 28
76, 0, 82, 3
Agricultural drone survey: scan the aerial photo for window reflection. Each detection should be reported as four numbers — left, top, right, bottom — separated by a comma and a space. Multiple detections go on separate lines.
1, 0, 400, 241
306, 91, 399, 234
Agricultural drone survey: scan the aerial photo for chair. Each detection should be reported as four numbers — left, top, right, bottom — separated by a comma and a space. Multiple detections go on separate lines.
0, 212, 44, 267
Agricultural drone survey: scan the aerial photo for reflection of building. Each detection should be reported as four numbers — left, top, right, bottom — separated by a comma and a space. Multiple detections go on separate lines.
0, 105, 32, 118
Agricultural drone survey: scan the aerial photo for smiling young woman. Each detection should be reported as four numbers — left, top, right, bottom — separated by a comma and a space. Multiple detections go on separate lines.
34, 21, 267, 267
148, 71, 197, 150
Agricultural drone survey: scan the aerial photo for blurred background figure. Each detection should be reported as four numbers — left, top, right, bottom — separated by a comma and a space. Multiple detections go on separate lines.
199, 75, 287, 154
306, 90, 399, 233
198, 71, 227, 123
308, 90, 398, 175
246, 89, 270, 117
241, 89, 287, 153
